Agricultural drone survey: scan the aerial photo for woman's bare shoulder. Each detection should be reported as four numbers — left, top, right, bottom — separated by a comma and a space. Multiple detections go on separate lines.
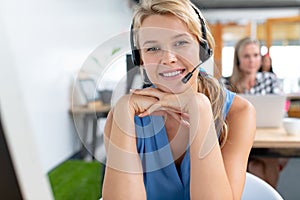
225, 94, 256, 142
229, 94, 256, 117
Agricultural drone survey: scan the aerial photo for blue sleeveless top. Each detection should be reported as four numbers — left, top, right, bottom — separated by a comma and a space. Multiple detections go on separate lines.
134, 89, 235, 200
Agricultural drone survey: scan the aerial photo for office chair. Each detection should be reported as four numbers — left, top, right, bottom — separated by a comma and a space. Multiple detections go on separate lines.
242, 172, 284, 200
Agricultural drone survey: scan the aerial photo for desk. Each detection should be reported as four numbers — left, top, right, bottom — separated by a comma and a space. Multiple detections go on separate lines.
71, 106, 300, 158
70, 102, 111, 159
254, 127, 300, 148
252, 127, 300, 157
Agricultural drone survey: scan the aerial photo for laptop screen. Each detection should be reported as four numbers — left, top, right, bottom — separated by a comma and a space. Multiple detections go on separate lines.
239, 94, 286, 128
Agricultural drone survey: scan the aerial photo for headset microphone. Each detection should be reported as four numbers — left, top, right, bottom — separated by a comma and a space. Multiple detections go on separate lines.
181, 62, 202, 83
181, 45, 212, 84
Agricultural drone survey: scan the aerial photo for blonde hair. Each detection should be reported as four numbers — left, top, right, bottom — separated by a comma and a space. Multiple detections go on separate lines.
229, 37, 261, 93
132, 0, 227, 147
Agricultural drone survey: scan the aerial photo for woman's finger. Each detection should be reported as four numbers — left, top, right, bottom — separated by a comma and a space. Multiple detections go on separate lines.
137, 102, 190, 128
138, 103, 162, 117
180, 112, 190, 122
131, 88, 165, 100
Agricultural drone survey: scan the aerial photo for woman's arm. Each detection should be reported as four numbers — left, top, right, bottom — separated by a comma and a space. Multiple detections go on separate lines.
189, 94, 255, 200
221, 95, 256, 199
188, 93, 233, 199
102, 95, 146, 200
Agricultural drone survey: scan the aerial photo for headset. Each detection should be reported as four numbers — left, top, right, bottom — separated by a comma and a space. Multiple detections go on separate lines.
130, 6, 212, 84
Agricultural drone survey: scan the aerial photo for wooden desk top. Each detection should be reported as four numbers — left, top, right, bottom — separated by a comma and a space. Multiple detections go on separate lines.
70, 101, 111, 114
254, 127, 300, 148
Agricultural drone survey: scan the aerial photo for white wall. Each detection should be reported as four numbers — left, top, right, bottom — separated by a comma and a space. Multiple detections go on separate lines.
0, 0, 132, 172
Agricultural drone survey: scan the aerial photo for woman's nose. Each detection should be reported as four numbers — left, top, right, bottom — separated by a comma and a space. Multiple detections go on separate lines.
249, 56, 256, 63
161, 50, 178, 65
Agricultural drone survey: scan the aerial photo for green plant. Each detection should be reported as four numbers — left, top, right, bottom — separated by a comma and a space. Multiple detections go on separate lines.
48, 159, 102, 200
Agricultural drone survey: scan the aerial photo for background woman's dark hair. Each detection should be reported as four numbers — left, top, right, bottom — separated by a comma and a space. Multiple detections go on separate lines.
258, 54, 274, 73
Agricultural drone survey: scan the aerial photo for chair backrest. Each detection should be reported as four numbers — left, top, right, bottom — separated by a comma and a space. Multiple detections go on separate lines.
242, 172, 284, 200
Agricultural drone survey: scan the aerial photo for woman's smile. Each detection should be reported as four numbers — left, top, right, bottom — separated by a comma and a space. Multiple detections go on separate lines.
159, 68, 186, 79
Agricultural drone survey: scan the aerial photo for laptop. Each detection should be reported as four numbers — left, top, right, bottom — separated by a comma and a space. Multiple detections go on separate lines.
239, 94, 287, 128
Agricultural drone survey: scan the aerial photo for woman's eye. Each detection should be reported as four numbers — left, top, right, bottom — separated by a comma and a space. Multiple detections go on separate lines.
243, 55, 250, 59
175, 40, 188, 47
146, 46, 160, 52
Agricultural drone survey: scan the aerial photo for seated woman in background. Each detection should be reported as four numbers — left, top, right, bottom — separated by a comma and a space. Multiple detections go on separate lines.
258, 53, 275, 73
222, 37, 288, 188
223, 37, 280, 94
102, 0, 255, 199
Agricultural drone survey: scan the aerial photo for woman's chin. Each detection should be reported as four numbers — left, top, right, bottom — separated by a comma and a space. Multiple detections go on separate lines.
155, 82, 191, 94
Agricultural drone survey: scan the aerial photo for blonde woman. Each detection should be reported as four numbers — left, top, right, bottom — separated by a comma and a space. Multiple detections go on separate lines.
225, 37, 280, 94
102, 0, 255, 199
224, 37, 287, 188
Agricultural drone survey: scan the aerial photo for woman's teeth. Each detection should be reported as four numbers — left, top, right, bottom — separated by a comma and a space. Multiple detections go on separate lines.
161, 70, 183, 77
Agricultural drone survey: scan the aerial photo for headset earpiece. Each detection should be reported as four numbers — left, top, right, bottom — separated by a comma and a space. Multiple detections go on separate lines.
194, 6, 213, 63
130, 23, 141, 66
200, 41, 213, 63
132, 49, 140, 66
